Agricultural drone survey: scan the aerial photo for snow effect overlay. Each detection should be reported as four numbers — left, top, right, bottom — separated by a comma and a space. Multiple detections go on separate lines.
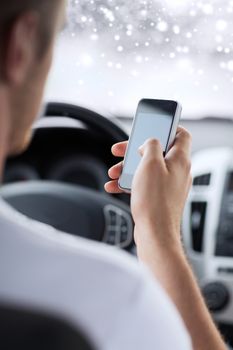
46, 0, 233, 118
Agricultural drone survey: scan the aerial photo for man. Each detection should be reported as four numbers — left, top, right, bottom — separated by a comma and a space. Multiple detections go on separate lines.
0, 1, 226, 349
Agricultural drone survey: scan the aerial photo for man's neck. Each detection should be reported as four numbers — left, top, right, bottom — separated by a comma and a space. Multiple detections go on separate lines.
0, 87, 10, 182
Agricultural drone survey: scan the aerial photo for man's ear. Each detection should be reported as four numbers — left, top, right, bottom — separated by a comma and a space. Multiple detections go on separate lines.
4, 11, 39, 85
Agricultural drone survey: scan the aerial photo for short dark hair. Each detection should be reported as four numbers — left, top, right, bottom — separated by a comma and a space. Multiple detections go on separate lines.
0, 0, 59, 57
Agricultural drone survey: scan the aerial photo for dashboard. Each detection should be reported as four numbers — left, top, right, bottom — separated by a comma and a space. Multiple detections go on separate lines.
4, 118, 116, 195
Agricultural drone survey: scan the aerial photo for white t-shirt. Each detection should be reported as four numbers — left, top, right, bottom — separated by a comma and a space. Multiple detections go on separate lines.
0, 198, 192, 349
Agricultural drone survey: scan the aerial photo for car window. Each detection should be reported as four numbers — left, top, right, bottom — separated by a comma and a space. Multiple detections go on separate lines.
46, 0, 233, 118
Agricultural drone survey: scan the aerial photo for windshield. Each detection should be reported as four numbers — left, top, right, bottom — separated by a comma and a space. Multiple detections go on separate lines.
46, 0, 233, 118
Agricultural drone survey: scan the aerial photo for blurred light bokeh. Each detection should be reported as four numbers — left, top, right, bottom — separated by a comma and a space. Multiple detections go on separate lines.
46, 0, 233, 118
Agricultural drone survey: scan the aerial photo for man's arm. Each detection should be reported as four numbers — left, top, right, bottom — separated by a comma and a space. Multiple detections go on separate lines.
136, 229, 225, 350
105, 128, 226, 350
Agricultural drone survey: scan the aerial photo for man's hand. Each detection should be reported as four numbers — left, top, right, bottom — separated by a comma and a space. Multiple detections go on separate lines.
105, 126, 192, 250
132, 127, 192, 251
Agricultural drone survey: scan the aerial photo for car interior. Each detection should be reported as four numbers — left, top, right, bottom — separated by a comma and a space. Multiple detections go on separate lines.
2, 103, 233, 347
2, 0, 233, 348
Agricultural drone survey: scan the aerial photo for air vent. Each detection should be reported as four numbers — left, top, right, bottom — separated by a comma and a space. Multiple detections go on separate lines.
191, 202, 207, 252
193, 173, 211, 186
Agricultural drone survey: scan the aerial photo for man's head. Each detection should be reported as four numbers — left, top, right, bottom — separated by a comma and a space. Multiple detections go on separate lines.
0, 0, 66, 156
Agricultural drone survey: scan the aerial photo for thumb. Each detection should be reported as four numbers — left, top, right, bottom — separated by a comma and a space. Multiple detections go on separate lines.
138, 138, 164, 163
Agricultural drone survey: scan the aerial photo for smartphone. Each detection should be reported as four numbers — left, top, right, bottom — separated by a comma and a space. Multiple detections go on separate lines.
119, 99, 182, 191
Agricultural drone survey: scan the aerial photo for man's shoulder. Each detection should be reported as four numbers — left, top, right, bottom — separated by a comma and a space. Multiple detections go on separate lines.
45, 225, 144, 297
58, 229, 140, 278
0, 200, 143, 290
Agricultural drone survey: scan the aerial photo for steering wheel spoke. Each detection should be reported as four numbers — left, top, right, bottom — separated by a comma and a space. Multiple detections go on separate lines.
103, 204, 134, 248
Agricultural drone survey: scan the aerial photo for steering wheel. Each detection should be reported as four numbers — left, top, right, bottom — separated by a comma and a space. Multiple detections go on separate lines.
1, 103, 134, 251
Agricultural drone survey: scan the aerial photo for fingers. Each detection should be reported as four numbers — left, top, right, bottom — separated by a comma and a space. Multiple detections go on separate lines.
166, 126, 192, 170
108, 161, 123, 180
175, 126, 192, 154
111, 141, 128, 157
105, 141, 128, 194
139, 138, 165, 168
104, 180, 124, 194
105, 161, 124, 193
167, 126, 192, 157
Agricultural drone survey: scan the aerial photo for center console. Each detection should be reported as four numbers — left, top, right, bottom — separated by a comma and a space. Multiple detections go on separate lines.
183, 148, 233, 325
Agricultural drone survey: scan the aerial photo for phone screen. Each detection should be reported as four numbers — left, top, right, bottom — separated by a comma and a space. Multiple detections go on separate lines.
122, 100, 177, 180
